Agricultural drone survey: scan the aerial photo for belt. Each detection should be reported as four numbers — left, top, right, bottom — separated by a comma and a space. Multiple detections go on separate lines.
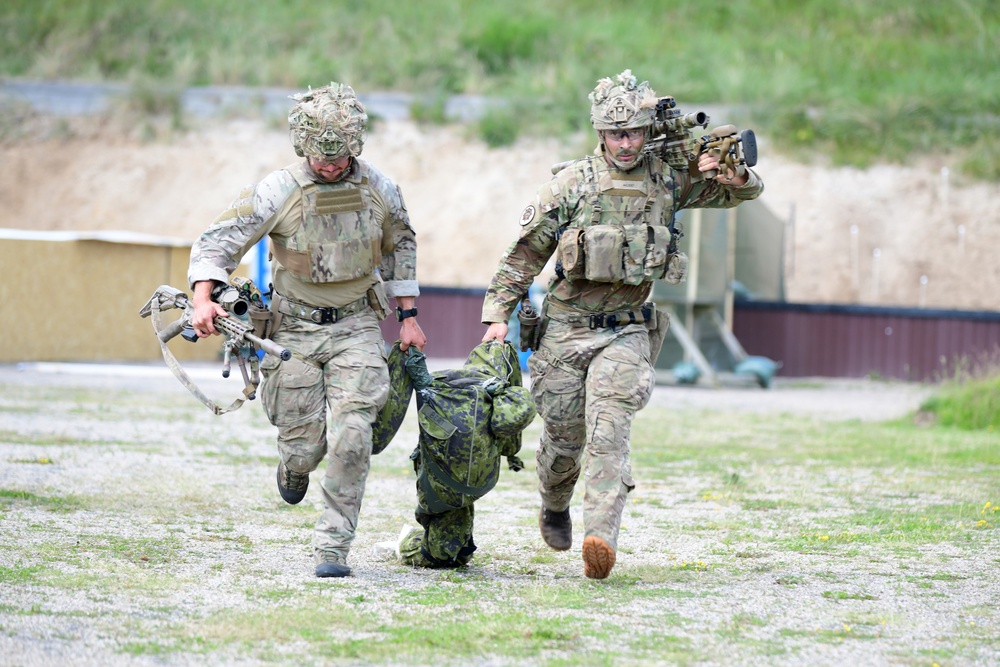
546, 301, 655, 330
277, 294, 370, 324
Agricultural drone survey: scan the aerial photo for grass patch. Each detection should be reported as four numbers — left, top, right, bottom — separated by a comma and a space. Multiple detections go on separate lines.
477, 104, 521, 148
633, 406, 1000, 471
919, 373, 1000, 431
0, 488, 83, 512
0, 564, 47, 585
822, 590, 877, 601
161, 597, 694, 665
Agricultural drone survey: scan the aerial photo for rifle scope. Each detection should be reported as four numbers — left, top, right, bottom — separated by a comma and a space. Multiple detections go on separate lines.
212, 285, 251, 317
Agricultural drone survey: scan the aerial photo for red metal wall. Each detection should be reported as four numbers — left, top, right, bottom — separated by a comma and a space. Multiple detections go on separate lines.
397, 289, 1000, 380
733, 302, 1000, 380
379, 286, 487, 359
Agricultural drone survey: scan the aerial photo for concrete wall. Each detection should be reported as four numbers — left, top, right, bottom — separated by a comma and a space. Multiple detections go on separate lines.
0, 230, 246, 363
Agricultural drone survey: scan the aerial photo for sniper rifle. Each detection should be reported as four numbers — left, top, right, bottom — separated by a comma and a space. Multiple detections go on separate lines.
139, 277, 290, 415
549, 96, 757, 178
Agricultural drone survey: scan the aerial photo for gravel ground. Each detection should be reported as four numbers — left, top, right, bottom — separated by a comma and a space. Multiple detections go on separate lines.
1, 361, 995, 667
5, 359, 937, 421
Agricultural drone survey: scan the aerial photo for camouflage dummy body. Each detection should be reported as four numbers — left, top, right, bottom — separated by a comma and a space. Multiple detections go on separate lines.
412, 346, 531, 515
375, 340, 536, 567
371, 341, 430, 455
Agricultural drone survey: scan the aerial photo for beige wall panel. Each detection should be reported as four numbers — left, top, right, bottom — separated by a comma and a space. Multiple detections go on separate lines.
0, 237, 247, 363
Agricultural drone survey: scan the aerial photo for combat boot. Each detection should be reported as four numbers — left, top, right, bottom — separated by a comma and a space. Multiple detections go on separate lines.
538, 507, 572, 551
582, 535, 616, 579
276, 461, 309, 505
315, 559, 351, 578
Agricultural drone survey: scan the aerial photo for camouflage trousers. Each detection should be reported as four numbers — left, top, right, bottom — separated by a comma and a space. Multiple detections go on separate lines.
399, 503, 476, 568
527, 317, 655, 551
259, 308, 389, 565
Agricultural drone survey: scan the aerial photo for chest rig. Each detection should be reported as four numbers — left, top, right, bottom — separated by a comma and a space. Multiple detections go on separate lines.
557, 155, 679, 286
270, 161, 382, 284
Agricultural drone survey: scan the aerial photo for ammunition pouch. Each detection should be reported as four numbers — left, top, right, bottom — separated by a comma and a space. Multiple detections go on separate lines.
643, 225, 673, 280
664, 252, 689, 285
367, 278, 389, 321
559, 222, 679, 286
583, 225, 624, 283
557, 228, 585, 281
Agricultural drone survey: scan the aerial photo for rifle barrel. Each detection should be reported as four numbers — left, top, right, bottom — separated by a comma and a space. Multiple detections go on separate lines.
246, 332, 293, 361
215, 316, 291, 361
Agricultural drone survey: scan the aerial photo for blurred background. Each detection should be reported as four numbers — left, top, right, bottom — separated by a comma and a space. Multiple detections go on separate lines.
1, 0, 998, 380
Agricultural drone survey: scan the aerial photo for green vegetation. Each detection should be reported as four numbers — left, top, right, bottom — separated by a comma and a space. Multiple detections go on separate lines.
0, 488, 82, 512
1, 0, 998, 176
920, 371, 1000, 431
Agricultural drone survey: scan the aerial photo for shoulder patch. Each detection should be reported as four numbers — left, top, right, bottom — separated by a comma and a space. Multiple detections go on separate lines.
519, 205, 536, 226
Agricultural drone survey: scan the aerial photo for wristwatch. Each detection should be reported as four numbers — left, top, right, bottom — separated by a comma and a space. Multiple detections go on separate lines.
395, 306, 418, 322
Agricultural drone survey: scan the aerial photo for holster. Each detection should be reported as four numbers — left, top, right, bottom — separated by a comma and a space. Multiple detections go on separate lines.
647, 308, 670, 364
516, 293, 549, 352
248, 303, 273, 340
268, 291, 286, 337
517, 306, 540, 353
367, 278, 390, 321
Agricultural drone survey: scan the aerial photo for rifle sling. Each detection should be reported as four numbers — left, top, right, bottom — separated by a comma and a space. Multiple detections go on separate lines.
150, 298, 253, 415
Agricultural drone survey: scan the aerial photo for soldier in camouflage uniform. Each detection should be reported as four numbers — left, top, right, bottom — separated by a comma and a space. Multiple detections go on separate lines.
481, 70, 764, 579
188, 82, 426, 578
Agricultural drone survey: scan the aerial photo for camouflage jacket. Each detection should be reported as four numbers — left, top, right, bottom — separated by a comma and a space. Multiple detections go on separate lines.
188, 158, 418, 308
481, 153, 763, 321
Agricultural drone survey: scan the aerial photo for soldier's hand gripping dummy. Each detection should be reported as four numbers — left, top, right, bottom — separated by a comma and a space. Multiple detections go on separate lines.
481, 70, 763, 579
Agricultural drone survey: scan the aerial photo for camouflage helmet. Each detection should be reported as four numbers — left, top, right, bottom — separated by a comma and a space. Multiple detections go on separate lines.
489, 385, 537, 437
589, 69, 658, 130
288, 82, 368, 160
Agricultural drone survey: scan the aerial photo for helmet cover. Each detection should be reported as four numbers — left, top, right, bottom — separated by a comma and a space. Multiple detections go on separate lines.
489, 385, 537, 437
288, 82, 368, 160
589, 69, 658, 130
